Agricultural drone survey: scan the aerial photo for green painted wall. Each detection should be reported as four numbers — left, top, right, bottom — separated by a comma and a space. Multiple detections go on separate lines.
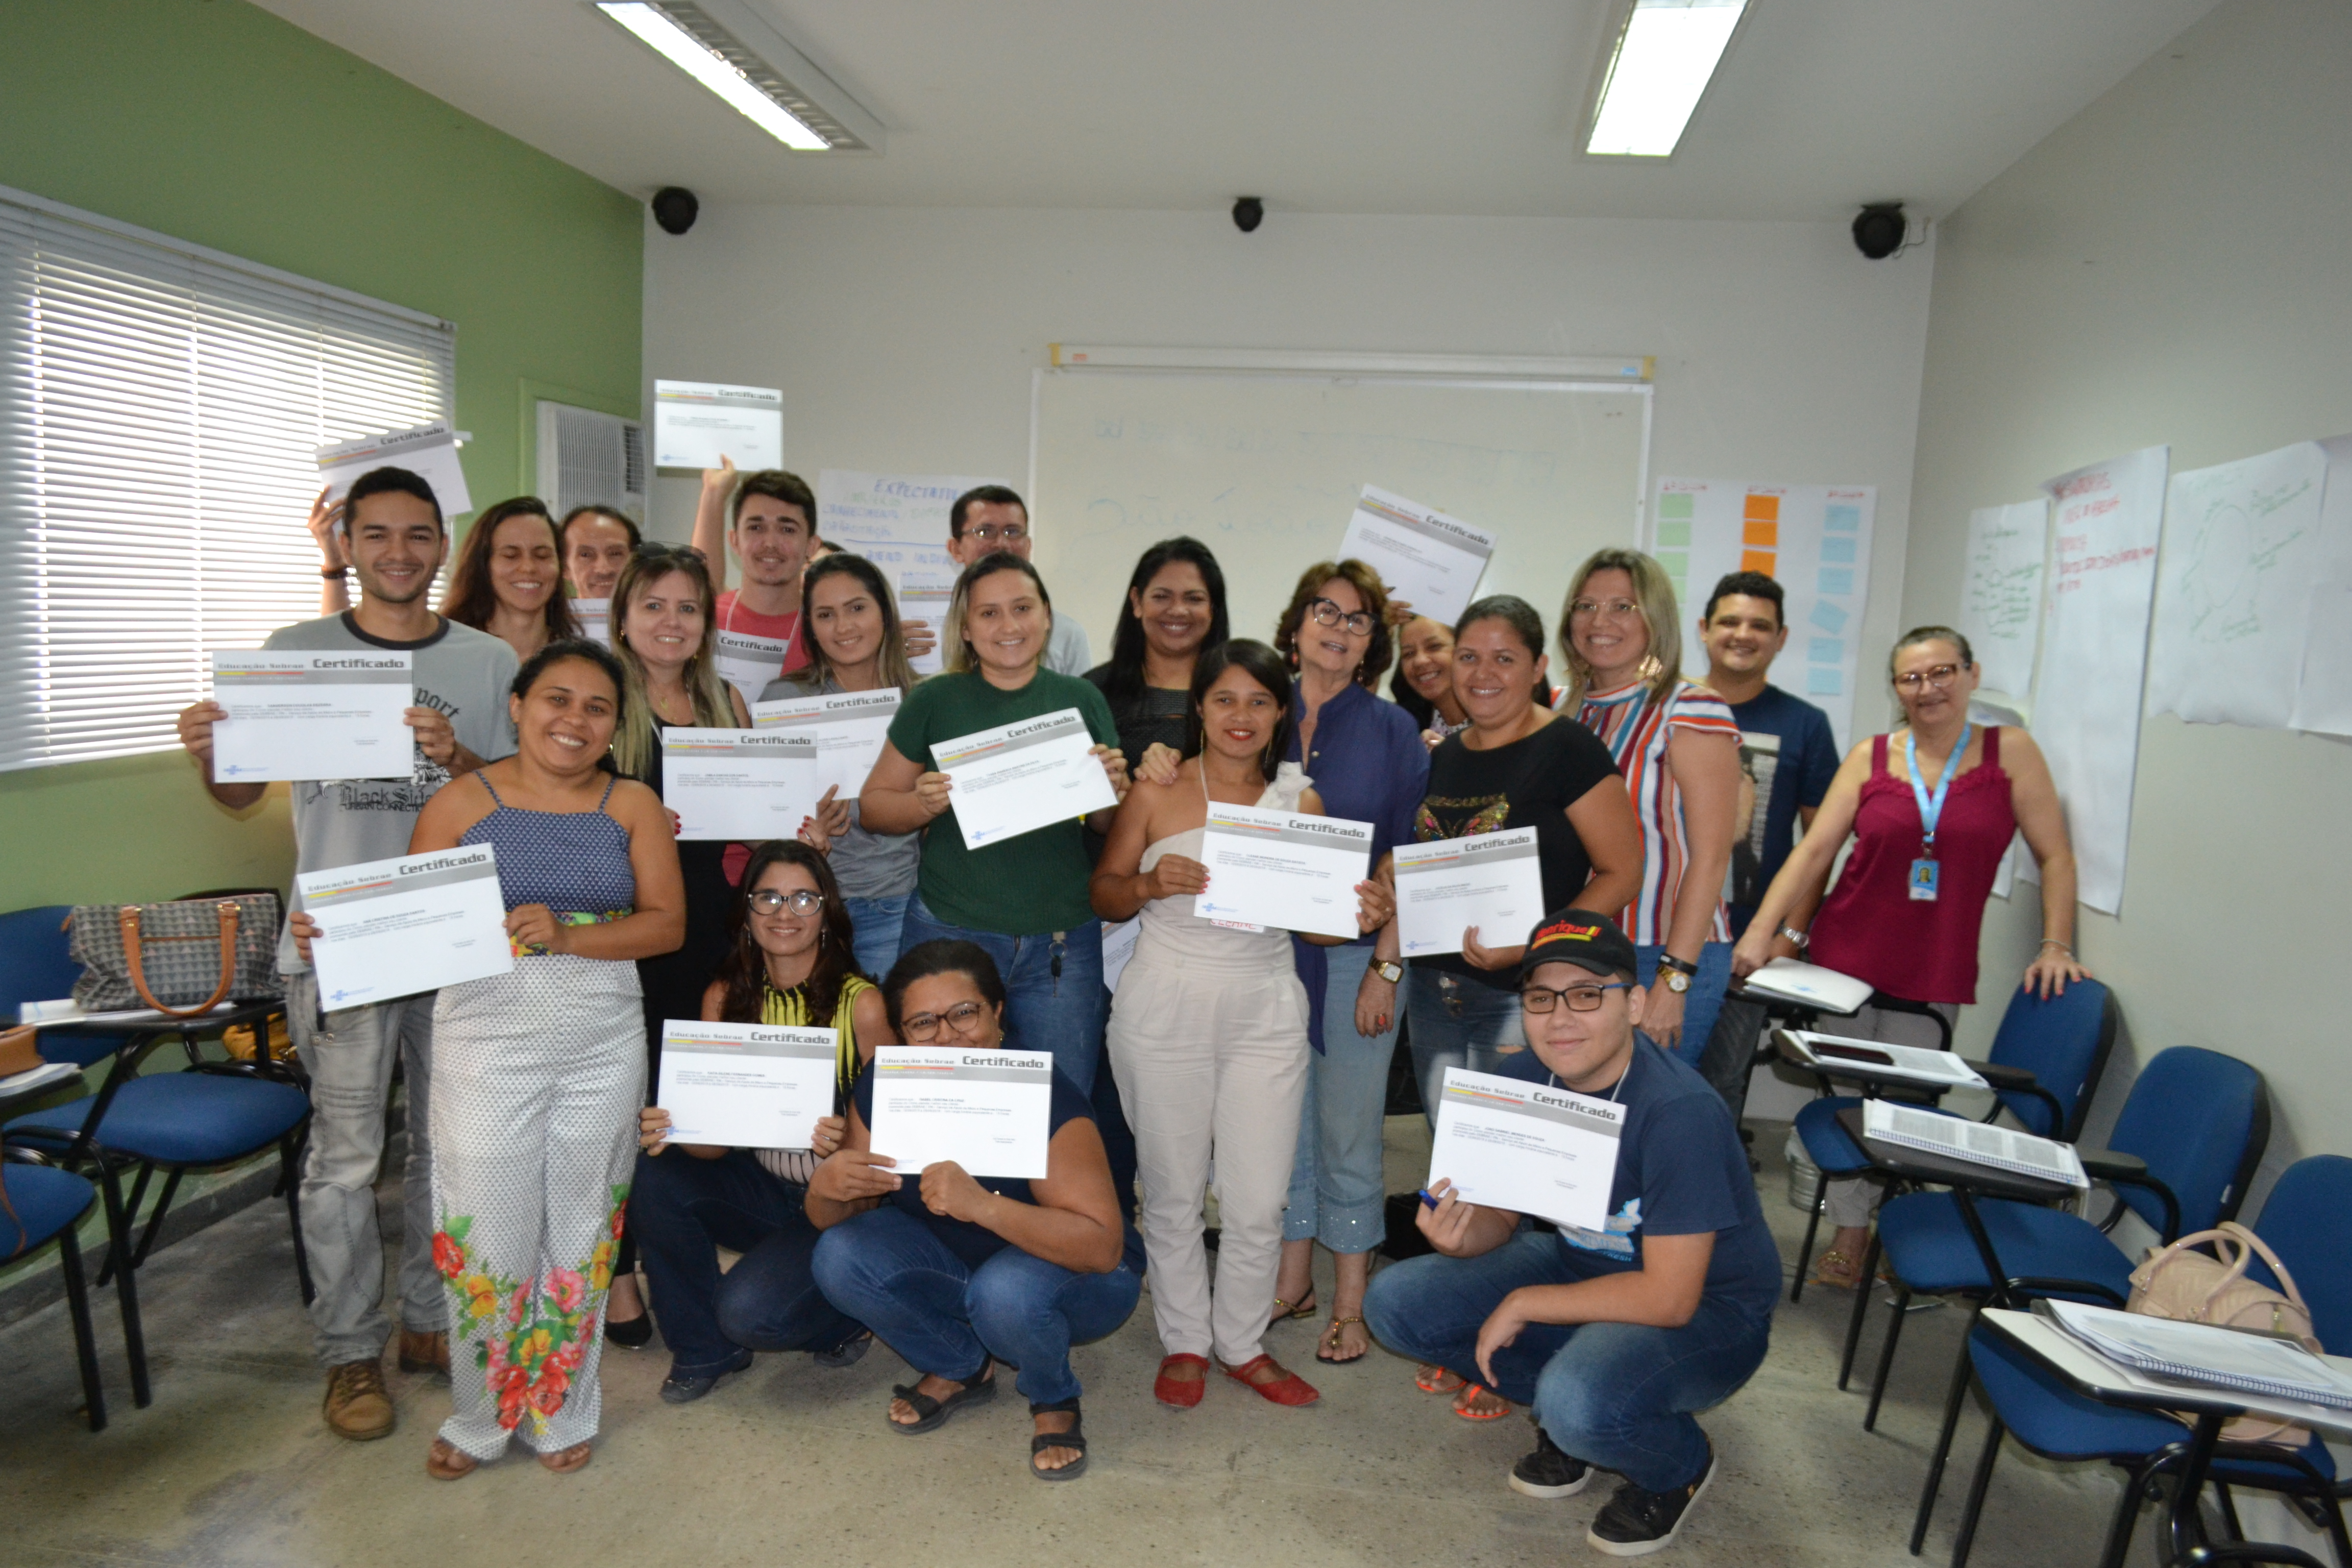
0, 0, 644, 911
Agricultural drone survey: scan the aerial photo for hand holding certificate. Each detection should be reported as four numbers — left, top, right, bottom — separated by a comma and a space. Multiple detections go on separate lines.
297, 845, 512, 1006
210, 651, 413, 782
660, 728, 821, 840
866, 1046, 1055, 1180
1428, 1067, 1624, 1233
1337, 485, 1496, 626
752, 689, 901, 800
1394, 828, 1544, 958
934, 708, 1118, 851
1192, 804, 1374, 940
656, 1020, 837, 1149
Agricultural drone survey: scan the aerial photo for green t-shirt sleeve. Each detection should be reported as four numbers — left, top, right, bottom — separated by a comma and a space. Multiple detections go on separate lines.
1072, 678, 1121, 749
885, 678, 938, 768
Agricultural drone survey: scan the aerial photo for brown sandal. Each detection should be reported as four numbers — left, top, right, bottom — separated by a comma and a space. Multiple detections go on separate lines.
1268, 1291, 1317, 1329
1317, 1315, 1369, 1364
425, 1438, 477, 1481
1809, 1248, 1865, 1290
537, 1440, 593, 1474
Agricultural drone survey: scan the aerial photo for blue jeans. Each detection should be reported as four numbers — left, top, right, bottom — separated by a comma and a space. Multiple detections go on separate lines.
901, 893, 1105, 1095
1363, 1232, 1771, 1492
1634, 941, 1733, 1070
844, 893, 911, 982
1284, 943, 1396, 1251
811, 1206, 1141, 1406
1404, 966, 1526, 1129
630, 1146, 862, 1378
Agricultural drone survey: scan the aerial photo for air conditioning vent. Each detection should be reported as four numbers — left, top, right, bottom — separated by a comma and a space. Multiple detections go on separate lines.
536, 400, 649, 524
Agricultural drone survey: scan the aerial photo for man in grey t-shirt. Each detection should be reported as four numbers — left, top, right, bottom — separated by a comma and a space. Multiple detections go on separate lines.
178, 467, 516, 1441
897, 484, 1092, 675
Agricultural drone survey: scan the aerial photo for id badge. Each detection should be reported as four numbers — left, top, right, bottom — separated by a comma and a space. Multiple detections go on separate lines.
1908, 858, 1940, 902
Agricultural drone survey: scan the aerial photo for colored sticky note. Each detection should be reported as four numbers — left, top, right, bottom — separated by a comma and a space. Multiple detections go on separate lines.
1658, 494, 1695, 521
1742, 520, 1779, 547
1819, 566, 1855, 596
1821, 535, 1857, 564
1825, 504, 1861, 532
1809, 637, 1842, 664
1807, 666, 1844, 696
1741, 550, 1776, 574
1655, 520, 1692, 547
1810, 601, 1848, 633
1744, 494, 1780, 522
1654, 549, 1687, 577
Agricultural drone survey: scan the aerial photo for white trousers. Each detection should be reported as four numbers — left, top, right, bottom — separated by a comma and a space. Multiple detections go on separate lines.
1108, 952, 1310, 1366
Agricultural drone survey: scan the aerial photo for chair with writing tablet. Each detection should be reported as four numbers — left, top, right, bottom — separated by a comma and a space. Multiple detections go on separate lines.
1874, 1045, 2268, 1556
1788, 979, 2117, 1306
1931, 1154, 2352, 1568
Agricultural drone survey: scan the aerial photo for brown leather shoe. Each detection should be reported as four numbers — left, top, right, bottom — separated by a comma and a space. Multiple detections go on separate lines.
398, 1329, 450, 1375
323, 1358, 395, 1440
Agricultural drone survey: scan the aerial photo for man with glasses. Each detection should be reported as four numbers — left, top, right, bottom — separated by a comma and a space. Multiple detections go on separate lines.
1362, 909, 1778, 1558
940, 485, 1091, 675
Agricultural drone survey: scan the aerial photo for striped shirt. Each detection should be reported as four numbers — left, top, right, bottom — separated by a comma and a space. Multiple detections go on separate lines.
1567, 678, 1740, 946
753, 973, 875, 1185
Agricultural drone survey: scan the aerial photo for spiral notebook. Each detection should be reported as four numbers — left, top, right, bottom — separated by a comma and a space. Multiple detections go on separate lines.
2048, 1301, 2352, 1410
1861, 1099, 2089, 1188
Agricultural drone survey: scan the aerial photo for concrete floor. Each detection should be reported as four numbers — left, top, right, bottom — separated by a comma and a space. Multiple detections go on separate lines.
2, 1120, 2152, 1568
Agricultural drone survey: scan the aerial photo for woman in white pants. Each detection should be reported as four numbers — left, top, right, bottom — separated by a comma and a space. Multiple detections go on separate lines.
1092, 640, 1390, 1410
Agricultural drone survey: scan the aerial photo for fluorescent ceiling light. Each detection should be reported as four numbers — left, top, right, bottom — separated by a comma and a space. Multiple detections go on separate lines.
1585, 0, 1747, 158
598, 1, 874, 152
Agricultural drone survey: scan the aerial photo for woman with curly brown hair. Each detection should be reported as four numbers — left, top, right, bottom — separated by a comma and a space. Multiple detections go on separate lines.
438, 498, 580, 663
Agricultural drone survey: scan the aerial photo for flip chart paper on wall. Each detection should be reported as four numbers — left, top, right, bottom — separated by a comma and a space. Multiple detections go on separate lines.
2035, 446, 2169, 916
2146, 440, 2330, 730
1653, 478, 1876, 750
2289, 437, 2352, 736
819, 471, 1003, 547
315, 422, 473, 517
1959, 501, 2048, 701
653, 381, 782, 471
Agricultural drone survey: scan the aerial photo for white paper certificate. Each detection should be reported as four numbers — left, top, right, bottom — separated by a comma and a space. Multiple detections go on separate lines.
1194, 804, 1373, 940
210, 651, 413, 782
1393, 828, 1545, 958
1337, 485, 1496, 626
660, 728, 820, 841
713, 627, 794, 711
752, 689, 901, 800
1428, 1067, 1624, 1234
653, 380, 783, 471
573, 597, 612, 648
298, 845, 512, 1007
314, 421, 474, 517
934, 708, 1117, 851
657, 1020, 837, 1150
895, 572, 953, 678
867, 1046, 1055, 1180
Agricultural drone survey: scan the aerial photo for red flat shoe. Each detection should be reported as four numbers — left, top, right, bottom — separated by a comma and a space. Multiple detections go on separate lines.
1221, 1354, 1319, 1407
1155, 1353, 1210, 1408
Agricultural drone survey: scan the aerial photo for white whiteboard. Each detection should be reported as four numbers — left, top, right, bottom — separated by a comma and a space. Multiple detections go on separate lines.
1028, 370, 1652, 659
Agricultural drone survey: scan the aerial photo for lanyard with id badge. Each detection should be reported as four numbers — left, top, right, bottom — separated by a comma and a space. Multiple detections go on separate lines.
1904, 723, 1971, 901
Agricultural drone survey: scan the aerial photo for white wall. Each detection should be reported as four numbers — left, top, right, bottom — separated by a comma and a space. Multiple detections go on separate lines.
642, 203, 1932, 667
1904, 0, 2352, 1191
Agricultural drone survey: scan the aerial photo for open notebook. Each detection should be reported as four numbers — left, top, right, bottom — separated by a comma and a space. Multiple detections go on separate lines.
1781, 1030, 1989, 1090
2050, 1301, 2352, 1410
1861, 1099, 2088, 1188
1739, 958, 1871, 1014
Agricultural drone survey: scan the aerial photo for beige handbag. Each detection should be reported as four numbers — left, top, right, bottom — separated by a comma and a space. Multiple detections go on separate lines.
2128, 1221, 2320, 1446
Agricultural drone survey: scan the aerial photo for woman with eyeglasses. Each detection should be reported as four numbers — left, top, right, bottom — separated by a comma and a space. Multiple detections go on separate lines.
1731, 626, 2085, 1288
1259, 562, 1429, 1366
859, 553, 1130, 1094
629, 841, 893, 1403
762, 553, 925, 978
807, 940, 1143, 1481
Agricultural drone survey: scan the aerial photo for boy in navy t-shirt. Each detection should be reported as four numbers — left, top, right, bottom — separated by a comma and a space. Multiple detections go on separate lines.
1363, 909, 1777, 1557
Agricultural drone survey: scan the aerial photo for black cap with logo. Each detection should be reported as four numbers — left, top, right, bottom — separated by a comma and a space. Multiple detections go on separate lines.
1515, 907, 1639, 986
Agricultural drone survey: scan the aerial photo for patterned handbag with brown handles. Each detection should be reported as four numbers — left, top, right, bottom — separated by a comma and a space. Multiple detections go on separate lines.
65, 895, 284, 1017
2127, 1220, 2322, 1446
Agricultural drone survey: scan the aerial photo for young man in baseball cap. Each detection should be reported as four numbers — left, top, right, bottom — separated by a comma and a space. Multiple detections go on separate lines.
1361, 908, 1779, 1556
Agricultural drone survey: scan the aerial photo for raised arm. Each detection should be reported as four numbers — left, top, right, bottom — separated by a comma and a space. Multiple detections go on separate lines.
691, 459, 736, 585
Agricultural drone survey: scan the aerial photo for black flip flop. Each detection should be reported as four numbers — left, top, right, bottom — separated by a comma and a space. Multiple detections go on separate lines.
1028, 1398, 1088, 1482
888, 1361, 996, 1434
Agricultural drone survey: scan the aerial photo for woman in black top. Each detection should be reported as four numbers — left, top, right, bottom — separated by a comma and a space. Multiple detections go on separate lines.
1083, 537, 1230, 778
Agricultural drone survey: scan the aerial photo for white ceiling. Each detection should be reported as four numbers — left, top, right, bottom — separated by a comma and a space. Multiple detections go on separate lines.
251, 0, 2219, 220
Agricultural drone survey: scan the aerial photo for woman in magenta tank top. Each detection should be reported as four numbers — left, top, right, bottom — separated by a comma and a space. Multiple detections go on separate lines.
1730, 627, 2088, 1284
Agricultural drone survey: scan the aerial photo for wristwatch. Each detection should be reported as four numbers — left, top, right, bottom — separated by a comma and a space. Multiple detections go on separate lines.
1655, 953, 1696, 994
1372, 960, 1403, 984
1778, 923, 1810, 951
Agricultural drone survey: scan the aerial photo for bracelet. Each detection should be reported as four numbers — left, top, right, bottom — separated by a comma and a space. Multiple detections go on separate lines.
320, 565, 349, 578
1778, 923, 1809, 950
2039, 938, 2075, 956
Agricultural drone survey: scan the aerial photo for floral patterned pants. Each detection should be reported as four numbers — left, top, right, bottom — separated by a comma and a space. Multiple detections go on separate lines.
428, 955, 644, 1460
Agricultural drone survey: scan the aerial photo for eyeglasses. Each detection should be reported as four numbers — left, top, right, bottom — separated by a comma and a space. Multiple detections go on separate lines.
747, 888, 824, 916
1520, 981, 1632, 1014
899, 1000, 992, 1042
1306, 598, 1377, 636
1894, 664, 1962, 693
966, 523, 1028, 545
1569, 598, 1641, 621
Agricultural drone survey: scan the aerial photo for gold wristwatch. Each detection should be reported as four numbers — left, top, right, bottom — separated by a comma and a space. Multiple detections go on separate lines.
1656, 954, 1696, 994
1373, 960, 1403, 984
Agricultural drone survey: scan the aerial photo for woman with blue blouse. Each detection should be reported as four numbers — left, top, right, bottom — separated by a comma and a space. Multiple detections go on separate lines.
1266, 559, 1429, 1365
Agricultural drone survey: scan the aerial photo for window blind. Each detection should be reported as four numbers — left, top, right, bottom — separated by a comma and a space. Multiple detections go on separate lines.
0, 186, 457, 771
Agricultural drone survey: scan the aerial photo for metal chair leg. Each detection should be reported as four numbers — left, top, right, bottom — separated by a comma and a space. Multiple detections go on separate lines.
1949, 1414, 2006, 1568
1792, 1188, 1825, 1305
94, 1160, 155, 1287
128, 1166, 183, 1268
95, 1159, 150, 1407
1865, 1284, 1912, 1431
2095, 1460, 2157, 1568
55, 1222, 108, 1433
1909, 1337, 1982, 1555
280, 1134, 313, 1305
2216, 1481, 2245, 1542
1838, 1230, 1883, 1388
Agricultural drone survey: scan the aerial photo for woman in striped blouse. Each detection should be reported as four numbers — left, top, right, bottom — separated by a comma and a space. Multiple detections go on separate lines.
629, 840, 894, 1403
1556, 550, 1743, 1066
